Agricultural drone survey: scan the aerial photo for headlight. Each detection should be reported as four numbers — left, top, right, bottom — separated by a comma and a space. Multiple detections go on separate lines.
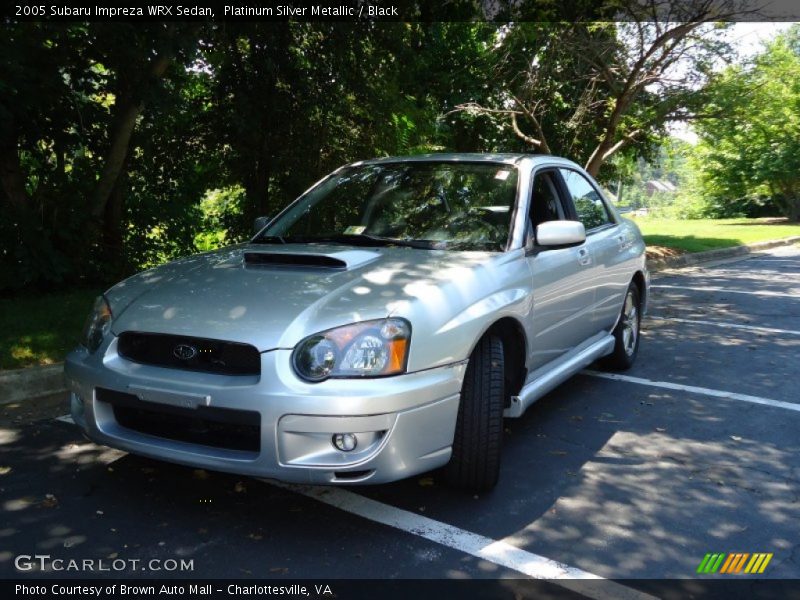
81, 296, 113, 353
292, 318, 411, 382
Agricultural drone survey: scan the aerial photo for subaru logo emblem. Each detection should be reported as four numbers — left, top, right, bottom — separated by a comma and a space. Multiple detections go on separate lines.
173, 344, 198, 360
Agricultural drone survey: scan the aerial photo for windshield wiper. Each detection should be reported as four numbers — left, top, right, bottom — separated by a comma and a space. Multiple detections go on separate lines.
308, 233, 436, 249
252, 235, 286, 244
254, 233, 436, 249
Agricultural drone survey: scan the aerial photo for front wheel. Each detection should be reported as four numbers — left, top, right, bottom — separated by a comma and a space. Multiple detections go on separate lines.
601, 283, 642, 371
445, 335, 505, 491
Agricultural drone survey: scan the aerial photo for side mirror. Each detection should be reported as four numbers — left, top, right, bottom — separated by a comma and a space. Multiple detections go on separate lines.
253, 216, 272, 235
536, 220, 586, 248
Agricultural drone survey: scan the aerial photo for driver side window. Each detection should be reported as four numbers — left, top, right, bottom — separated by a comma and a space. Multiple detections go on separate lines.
529, 171, 567, 238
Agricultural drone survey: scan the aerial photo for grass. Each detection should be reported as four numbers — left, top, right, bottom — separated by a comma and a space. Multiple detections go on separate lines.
0, 287, 103, 370
631, 217, 800, 253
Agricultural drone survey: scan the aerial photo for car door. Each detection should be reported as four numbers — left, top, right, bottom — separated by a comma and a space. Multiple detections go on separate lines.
558, 167, 626, 332
524, 168, 598, 371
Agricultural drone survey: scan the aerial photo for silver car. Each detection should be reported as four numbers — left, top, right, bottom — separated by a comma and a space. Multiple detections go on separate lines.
65, 154, 648, 490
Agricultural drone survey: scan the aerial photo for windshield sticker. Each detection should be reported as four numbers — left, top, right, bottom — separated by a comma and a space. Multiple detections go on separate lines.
344, 225, 367, 235
494, 169, 511, 181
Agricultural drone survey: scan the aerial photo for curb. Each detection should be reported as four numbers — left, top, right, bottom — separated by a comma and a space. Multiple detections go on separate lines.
0, 363, 66, 406
647, 235, 800, 272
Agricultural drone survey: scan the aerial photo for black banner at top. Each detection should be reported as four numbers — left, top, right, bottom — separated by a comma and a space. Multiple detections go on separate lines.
5, 0, 800, 22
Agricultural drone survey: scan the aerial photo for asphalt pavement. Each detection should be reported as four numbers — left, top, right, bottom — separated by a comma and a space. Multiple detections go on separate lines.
1, 245, 799, 593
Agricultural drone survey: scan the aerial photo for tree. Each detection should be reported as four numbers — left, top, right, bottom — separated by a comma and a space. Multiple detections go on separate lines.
453, 0, 740, 178
1, 21, 493, 290
692, 26, 800, 221
0, 22, 205, 287
202, 22, 490, 226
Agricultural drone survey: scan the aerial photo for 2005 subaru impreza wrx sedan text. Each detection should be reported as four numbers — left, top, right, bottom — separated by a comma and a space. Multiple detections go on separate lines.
65, 153, 648, 490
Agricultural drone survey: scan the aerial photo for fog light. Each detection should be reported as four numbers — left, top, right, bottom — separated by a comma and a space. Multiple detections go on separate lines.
332, 433, 358, 452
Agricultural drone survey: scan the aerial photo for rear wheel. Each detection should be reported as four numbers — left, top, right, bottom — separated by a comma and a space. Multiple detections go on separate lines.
445, 335, 505, 491
601, 283, 641, 371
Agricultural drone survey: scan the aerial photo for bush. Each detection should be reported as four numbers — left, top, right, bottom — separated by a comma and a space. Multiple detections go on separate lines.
700, 194, 783, 219
642, 190, 784, 221
0, 202, 104, 293
194, 186, 248, 252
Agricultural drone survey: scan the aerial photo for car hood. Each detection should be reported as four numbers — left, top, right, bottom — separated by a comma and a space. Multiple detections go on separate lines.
107, 243, 507, 351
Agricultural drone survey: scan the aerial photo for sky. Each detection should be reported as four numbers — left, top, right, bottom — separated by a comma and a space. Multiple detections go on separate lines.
730, 21, 795, 57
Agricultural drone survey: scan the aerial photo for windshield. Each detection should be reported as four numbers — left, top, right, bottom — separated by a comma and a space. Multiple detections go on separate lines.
256, 162, 519, 251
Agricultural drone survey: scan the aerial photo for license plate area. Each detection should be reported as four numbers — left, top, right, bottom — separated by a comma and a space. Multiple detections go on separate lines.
127, 384, 210, 409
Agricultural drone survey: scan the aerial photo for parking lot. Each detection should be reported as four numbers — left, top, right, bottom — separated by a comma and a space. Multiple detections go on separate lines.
1, 245, 799, 594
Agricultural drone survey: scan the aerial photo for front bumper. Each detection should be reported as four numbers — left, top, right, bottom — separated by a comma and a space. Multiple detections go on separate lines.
65, 337, 466, 484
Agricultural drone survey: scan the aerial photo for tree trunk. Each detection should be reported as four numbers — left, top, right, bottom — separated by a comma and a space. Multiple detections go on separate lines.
102, 156, 128, 272
245, 156, 272, 224
787, 197, 800, 222
584, 153, 603, 178
0, 121, 29, 210
775, 183, 800, 222
90, 53, 171, 219
90, 101, 143, 218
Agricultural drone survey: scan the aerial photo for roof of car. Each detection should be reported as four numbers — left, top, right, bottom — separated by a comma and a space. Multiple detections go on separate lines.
354, 153, 579, 168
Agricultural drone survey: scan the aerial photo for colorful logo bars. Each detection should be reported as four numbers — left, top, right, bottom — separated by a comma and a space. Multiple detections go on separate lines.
696, 553, 773, 574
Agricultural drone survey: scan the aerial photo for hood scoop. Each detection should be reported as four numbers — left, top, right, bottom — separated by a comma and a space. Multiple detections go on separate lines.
244, 252, 348, 270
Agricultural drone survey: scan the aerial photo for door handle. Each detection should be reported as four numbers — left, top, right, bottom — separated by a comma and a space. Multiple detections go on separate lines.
577, 248, 591, 266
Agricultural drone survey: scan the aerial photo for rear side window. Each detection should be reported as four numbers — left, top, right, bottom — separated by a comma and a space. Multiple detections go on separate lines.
559, 169, 612, 231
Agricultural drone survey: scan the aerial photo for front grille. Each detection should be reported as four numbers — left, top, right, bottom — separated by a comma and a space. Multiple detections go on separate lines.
97, 388, 260, 453
117, 332, 261, 376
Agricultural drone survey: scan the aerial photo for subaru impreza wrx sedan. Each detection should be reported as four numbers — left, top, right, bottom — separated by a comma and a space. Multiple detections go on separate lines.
65, 154, 648, 490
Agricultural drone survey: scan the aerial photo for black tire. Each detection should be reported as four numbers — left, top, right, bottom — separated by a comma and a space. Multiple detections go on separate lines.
601, 282, 642, 371
445, 335, 505, 491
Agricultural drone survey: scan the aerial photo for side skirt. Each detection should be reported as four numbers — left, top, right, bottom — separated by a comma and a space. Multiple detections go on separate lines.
504, 333, 615, 418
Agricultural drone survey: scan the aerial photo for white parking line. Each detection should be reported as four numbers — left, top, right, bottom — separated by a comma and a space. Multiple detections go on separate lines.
583, 371, 800, 413
53, 415, 651, 596
651, 284, 798, 298
648, 316, 800, 337
265, 481, 657, 600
